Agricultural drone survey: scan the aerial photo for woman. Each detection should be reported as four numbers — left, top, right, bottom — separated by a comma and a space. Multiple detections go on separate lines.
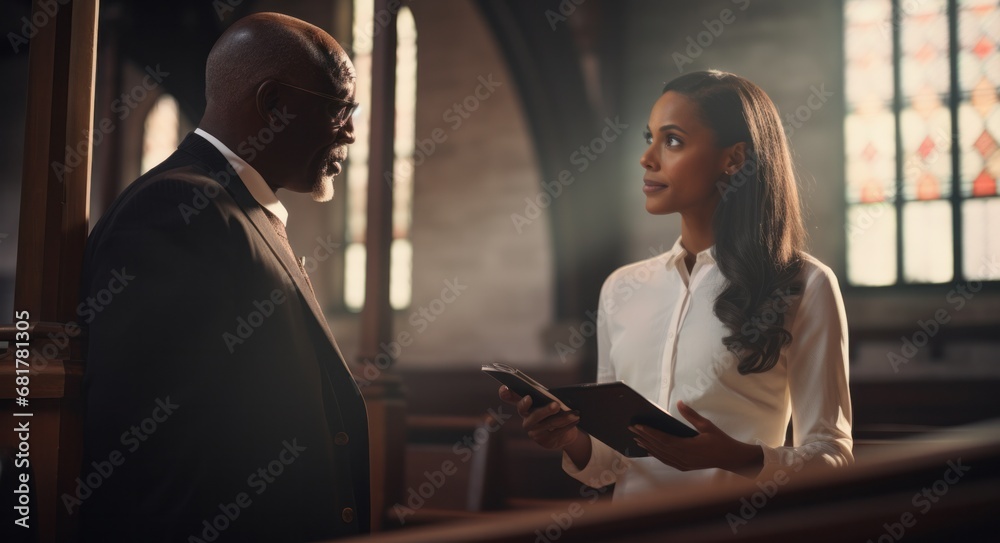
500, 70, 853, 498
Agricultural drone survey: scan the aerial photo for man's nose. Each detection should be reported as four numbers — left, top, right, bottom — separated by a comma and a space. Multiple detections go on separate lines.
337, 118, 356, 144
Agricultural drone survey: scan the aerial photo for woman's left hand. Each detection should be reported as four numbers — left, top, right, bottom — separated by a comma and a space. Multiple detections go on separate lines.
629, 400, 764, 477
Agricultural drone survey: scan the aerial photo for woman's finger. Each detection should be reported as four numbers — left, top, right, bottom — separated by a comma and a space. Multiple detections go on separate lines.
629, 425, 679, 448
530, 422, 579, 449
515, 395, 535, 418
546, 413, 580, 431
498, 385, 522, 405
676, 401, 716, 433
521, 401, 562, 429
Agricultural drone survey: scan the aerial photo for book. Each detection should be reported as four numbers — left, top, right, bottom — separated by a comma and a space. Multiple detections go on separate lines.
482, 363, 697, 458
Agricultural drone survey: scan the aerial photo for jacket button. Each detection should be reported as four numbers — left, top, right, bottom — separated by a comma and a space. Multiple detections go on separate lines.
342, 507, 354, 523
334, 432, 349, 446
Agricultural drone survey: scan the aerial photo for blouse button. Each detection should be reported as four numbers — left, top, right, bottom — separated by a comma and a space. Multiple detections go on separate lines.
342, 507, 355, 523
335, 432, 349, 446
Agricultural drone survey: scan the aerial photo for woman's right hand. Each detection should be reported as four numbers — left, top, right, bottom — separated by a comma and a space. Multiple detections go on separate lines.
498, 385, 581, 450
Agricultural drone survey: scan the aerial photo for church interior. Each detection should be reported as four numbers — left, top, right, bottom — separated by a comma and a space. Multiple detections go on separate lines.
1, 0, 999, 541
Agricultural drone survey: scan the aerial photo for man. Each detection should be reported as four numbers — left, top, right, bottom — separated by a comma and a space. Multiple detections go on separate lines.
78, 13, 368, 542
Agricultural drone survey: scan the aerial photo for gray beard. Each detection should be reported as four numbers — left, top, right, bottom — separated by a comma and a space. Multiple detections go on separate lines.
311, 173, 335, 202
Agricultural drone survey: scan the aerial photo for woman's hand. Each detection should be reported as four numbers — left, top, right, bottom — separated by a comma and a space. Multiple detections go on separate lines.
629, 400, 764, 478
498, 386, 593, 470
498, 386, 581, 449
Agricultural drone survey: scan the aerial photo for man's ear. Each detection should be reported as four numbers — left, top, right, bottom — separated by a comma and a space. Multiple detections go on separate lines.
722, 141, 748, 175
254, 80, 281, 123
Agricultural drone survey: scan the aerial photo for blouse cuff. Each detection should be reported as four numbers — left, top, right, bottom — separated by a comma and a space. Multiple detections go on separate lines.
561, 435, 629, 488
753, 438, 852, 482
754, 440, 793, 482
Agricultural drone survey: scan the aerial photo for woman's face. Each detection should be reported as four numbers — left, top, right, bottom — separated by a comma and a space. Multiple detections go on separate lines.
640, 91, 732, 217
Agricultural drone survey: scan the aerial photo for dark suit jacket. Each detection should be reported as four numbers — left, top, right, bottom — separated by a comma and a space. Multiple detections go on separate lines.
78, 133, 370, 542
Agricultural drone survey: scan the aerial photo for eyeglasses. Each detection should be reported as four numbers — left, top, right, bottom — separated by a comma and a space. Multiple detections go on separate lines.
272, 80, 360, 128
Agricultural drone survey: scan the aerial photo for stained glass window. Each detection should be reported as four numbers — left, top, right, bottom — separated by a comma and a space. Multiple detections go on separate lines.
345, 1, 417, 311
844, 0, 1000, 285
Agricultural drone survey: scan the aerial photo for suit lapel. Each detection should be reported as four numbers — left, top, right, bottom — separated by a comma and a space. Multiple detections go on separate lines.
176, 134, 358, 387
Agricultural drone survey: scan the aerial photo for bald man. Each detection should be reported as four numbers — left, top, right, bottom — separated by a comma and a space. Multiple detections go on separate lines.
78, 13, 369, 542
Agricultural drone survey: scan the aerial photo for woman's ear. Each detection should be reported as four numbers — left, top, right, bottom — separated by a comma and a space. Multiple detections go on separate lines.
722, 142, 748, 175
254, 80, 281, 123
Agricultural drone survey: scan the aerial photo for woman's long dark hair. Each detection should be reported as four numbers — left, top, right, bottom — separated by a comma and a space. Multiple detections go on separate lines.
663, 70, 805, 374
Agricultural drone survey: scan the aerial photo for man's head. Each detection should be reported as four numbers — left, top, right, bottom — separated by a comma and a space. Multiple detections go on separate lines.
201, 12, 357, 201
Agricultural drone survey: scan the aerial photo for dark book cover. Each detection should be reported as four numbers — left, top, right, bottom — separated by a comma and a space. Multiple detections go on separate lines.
483, 363, 697, 457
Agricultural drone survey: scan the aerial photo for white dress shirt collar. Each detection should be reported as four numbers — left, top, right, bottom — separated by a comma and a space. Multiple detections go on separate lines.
193, 127, 289, 226
664, 237, 717, 267
664, 236, 717, 285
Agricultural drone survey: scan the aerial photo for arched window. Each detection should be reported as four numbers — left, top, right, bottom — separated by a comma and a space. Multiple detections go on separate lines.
844, 0, 1000, 286
140, 94, 180, 174
345, 1, 417, 311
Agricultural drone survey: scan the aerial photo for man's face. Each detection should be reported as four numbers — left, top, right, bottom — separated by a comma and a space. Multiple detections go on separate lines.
272, 56, 358, 202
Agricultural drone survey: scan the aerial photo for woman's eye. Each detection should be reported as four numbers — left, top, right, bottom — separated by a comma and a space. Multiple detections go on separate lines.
643, 130, 653, 145
666, 135, 682, 147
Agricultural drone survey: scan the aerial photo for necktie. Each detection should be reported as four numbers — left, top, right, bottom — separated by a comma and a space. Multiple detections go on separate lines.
261, 208, 316, 296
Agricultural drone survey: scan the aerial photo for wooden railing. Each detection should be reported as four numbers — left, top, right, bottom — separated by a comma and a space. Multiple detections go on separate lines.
339, 420, 1000, 542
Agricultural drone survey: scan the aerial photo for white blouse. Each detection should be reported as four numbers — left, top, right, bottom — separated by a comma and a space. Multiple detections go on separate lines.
562, 238, 853, 498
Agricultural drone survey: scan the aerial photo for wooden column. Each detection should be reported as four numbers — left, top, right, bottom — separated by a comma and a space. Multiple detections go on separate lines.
0, 0, 99, 542
357, 0, 405, 532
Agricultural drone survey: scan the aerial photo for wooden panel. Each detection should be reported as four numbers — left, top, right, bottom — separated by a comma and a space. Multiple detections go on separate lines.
852, 380, 1000, 429
15, 0, 98, 323
2, 0, 99, 541
357, 0, 403, 532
